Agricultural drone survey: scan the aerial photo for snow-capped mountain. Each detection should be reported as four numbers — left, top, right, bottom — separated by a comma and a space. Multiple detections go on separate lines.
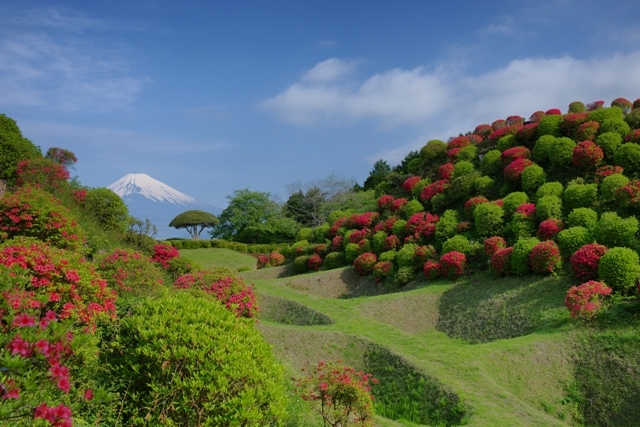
107, 173, 222, 240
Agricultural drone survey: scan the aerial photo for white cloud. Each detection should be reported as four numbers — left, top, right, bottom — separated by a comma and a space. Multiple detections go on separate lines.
302, 57, 358, 83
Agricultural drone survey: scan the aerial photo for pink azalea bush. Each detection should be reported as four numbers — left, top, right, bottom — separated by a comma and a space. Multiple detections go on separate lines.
564, 281, 612, 319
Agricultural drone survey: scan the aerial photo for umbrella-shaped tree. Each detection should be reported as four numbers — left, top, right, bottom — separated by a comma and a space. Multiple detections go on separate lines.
169, 210, 219, 240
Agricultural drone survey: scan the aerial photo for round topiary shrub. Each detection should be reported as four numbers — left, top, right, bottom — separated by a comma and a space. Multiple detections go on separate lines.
557, 227, 593, 258
438, 163, 455, 181
396, 244, 418, 268
152, 243, 180, 268
497, 134, 517, 152
457, 145, 478, 162
536, 195, 562, 221
570, 243, 609, 281
572, 140, 603, 169
564, 183, 598, 211
614, 179, 640, 209
515, 123, 539, 147
504, 158, 533, 181
626, 108, 640, 129
441, 235, 471, 256
568, 101, 587, 113
269, 251, 285, 266
395, 266, 416, 285
453, 160, 475, 179
414, 244, 437, 264
589, 106, 624, 124
391, 219, 408, 239
567, 208, 598, 231
510, 237, 540, 276
420, 180, 449, 203
293, 255, 311, 274
521, 164, 546, 194
491, 246, 514, 276
423, 259, 441, 279
560, 112, 589, 137
474, 202, 504, 237
535, 181, 564, 200
402, 199, 424, 219
354, 252, 377, 275
296, 227, 314, 242
601, 118, 631, 139
484, 236, 507, 257
611, 97, 633, 114
480, 150, 502, 176
435, 210, 459, 242
549, 137, 576, 168
537, 114, 563, 137
373, 261, 395, 282
537, 218, 564, 241
474, 176, 495, 196
598, 247, 640, 293
593, 212, 639, 248
614, 143, 640, 177
420, 139, 447, 163
600, 173, 630, 202
574, 121, 600, 142
502, 192, 529, 218
626, 129, 640, 144
98, 248, 164, 297
532, 135, 556, 163
109, 290, 287, 425
308, 253, 323, 270
379, 250, 397, 263
84, 187, 129, 232
402, 176, 422, 193
595, 132, 623, 160
464, 196, 489, 219
372, 231, 388, 254
528, 240, 562, 274
564, 281, 612, 319
324, 251, 347, 269
439, 251, 466, 279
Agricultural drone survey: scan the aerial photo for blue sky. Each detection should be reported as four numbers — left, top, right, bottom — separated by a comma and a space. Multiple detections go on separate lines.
2, 0, 640, 208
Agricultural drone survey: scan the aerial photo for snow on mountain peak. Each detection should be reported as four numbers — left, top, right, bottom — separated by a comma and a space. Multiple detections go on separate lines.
108, 173, 197, 206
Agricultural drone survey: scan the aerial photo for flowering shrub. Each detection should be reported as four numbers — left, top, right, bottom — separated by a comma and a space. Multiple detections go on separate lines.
353, 252, 377, 275
16, 158, 70, 194
308, 253, 323, 271
575, 121, 600, 141
0, 186, 86, 252
502, 192, 529, 218
331, 236, 344, 251
474, 124, 493, 138
587, 100, 604, 111
492, 119, 507, 130
152, 243, 179, 268
269, 251, 285, 266
515, 123, 539, 146
448, 136, 471, 150
350, 212, 380, 229
414, 245, 437, 264
515, 203, 536, 217
546, 108, 562, 115
257, 255, 270, 269
484, 236, 507, 256
464, 196, 489, 219
98, 248, 164, 296
405, 212, 439, 238
529, 240, 562, 274
45, 147, 78, 168
573, 141, 603, 169
501, 146, 530, 165
506, 115, 524, 127
390, 198, 408, 213
537, 218, 564, 241
560, 113, 589, 137
173, 268, 258, 318
349, 229, 369, 244
598, 247, 640, 293
529, 111, 546, 122
423, 260, 441, 279
329, 217, 347, 237
383, 235, 401, 251
447, 147, 461, 162
294, 361, 377, 427
570, 243, 609, 281
504, 158, 533, 181
594, 165, 624, 184
377, 195, 394, 211
614, 179, 640, 209
491, 247, 513, 276
565, 281, 612, 319
439, 251, 466, 279
438, 163, 455, 180
402, 176, 421, 193
489, 125, 521, 144
372, 261, 394, 282
625, 128, 640, 144
72, 188, 87, 206
468, 134, 483, 145
456, 221, 471, 233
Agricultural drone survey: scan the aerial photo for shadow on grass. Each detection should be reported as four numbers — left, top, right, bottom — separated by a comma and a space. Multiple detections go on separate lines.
258, 294, 333, 326
437, 273, 572, 343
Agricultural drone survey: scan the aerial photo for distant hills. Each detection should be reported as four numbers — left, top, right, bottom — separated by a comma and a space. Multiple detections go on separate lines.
108, 173, 222, 239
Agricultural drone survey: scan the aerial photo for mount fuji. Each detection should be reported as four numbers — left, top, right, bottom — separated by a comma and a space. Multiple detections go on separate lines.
108, 173, 222, 240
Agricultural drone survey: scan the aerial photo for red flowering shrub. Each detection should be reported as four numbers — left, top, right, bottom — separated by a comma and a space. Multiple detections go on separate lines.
467, 134, 483, 145
173, 268, 258, 318
373, 217, 397, 234
420, 180, 449, 202
331, 236, 344, 251
537, 218, 564, 240
595, 165, 624, 184
474, 124, 493, 138
294, 361, 376, 427
269, 251, 285, 266
390, 198, 408, 213
353, 252, 377, 275
515, 203, 536, 218
545, 108, 562, 115
448, 136, 471, 150
565, 281, 612, 319
515, 123, 539, 146
573, 140, 603, 169
152, 243, 179, 268
414, 245, 437, 264
492, 119, 507, 130
528, 240, 562, 274
308, 254, 323, 271
16, 158, 70, 194
373, 261, 394, 282
329, 217, 347, 237
625, 128, 640, 144
491, 247, 514, 276
506, 115, 524, 127
575, 121, 600, 141
614, 179, 640, 209
484, 236, 507, 256
405, 212, 439, 237
529, 111, 546, 122
0, 187, 85, 252
257, 255, 270, 269
402, 176, 421, 193
351, 212, 380, 229
348, 229, 368, 244
587, 100, 604, 111
423, 260, 441, 279
377, 195, 394, 211
447, 147, 461, 162
489, 125, 521, 144
439, 251, 466, 279
45, 147, 78, 168
72, 189, 87, 206
456, 221, 471, 233
501, 146, 531, 165
464, 196, 489, 219
504, 158, 534, 181
560, 113, 589, 137
383, 235, 401, 251
611, 97, 632, 114
438, 163, 455, 180
98, 248, 164, 296
570, 243, 609, 281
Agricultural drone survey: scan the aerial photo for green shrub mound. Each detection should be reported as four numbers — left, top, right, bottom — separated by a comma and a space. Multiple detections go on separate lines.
537, 115, 563, 137
596, 132, 623, 159
567, 208, 598, 231
521, 164, 546, 194
293, 255, 311, 273
395, 265, 416, 285
536, 195, 562, 220
474, 176, 495, 196
448, 172, 481, 203
532, 135, 556, 163
435, 210, 459, 242
594, 212, 639, 248
480, 150, 502, 176
474, 203, 504, 237
420, 139, 447, 163
549, 137, 576, 167
588, 106, 624, 124
497, 134, 516, 152
296, 227, 313, 242
392, 219, 408, 239
503, 192, 529, 218
457, 145, 478, 162
402, 199, 424, 219
84, 187, 130, 232
441, 235, 472, 256
598, 247, 640, 293
600, 173, 629, 202
569, 101, 586, 113
614, 143, 640, 176
106, 290, 288, 425
396, 244, 418, 268
600, 119, 631, 139
510, 237, 541, 276
536, 181, 564, 200
564, 183, 597, 211
557, 227, 593, 258
324, 251, 347, 269
452, 160, 475, 179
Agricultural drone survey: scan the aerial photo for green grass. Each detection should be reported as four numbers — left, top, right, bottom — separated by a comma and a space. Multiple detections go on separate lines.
178, 247, 257, 272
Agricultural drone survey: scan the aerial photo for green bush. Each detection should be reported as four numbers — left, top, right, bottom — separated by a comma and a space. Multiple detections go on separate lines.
0, 114, 42, 185
564, 183, 597, 211
589, 106, 624, 125
313, 224, 330, 242
395, 266, 416, 285
474, 176, 495, 196
441, 235, 472, 256
497, 134, 516, 152
614, 143, 640, 177
549, 137, 576, 167
600, 119, 631, 139
595, 132, 623, 160
182, 240, 200, 249
345, 243, 362, 263
379, 250, 397, 262
536, 181, 564, 200
568, 101, 586, 113
411, 179, 430, 199
625, 108, 640, 129
510, 237, 541, 276
167, 256, 201, 279
107, 290, 287, 425
480, 150, 502, 176
601, 174, 629, 202
97, 248, 164, 297
431, 193, 449, 213
324, 251, 347, 269
296, 227, 314, 242
402, 199, 424, 219
474, 203, 504, 237
532, 135, 556, 163
536, 195, 562, 220
435, 210, 459, 242
453, 160, 475, 179
420, 139, 447, 163
537, 115, 563, 137
521, 164, 546, 194
567, 208, 598, 231
392, 219, 408, 239
172, 240, 183, 249
293, 255, 311, 274
557, 227, 593, 258
457, 145, 478, 162
594, 212, 639, 248
506, 214, 535, 243
199, 240, 211, 248
598, 248, 640, 292
84, 187, 130, 232
372, 231, 388, 254
396, 244, 418, 268
448, 172, 481, 203
502, 192, 529, 218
